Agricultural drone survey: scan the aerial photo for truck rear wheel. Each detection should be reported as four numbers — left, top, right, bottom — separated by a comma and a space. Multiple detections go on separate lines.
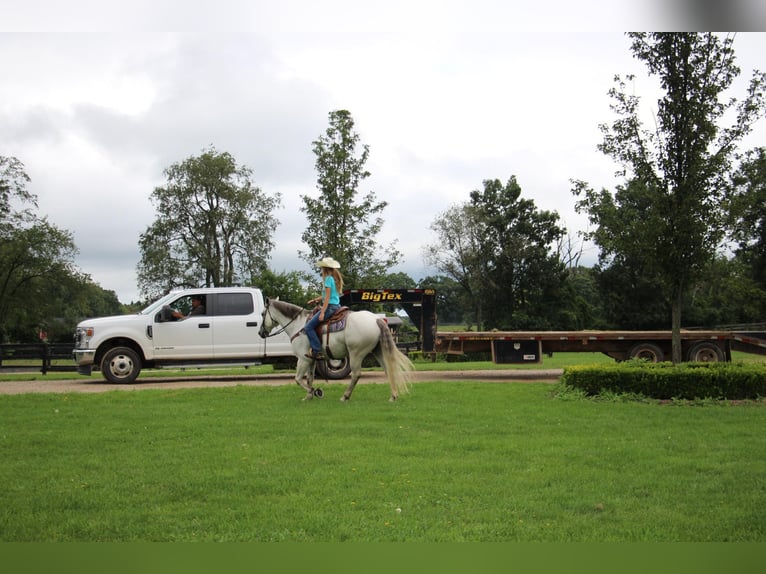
101, 346, 141, 383
628, 343, 664, 362
686, 342, 724, 363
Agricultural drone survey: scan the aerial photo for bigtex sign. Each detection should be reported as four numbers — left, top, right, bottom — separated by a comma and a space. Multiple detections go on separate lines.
343, 288, 435, 305
359, 290, 403, 302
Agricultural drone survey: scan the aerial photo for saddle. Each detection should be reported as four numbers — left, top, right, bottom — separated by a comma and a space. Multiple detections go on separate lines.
314, 306, 350, 355
312, 306, 350, 332
293, 307, 351, 342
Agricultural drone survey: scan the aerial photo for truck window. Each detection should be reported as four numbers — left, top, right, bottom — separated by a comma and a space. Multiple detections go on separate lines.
215, 293, 254, 316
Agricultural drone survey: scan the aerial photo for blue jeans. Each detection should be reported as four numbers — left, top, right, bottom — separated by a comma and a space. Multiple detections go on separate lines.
305, 304, 340, 353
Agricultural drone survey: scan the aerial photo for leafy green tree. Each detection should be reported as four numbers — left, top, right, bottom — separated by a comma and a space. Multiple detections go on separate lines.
1, 156, 33, 220
469, 177, 567, 330
683, 256, 766, 327
423, 202, 485, 327
250, 268, 312, 304
138, 146, 281, 300
730, 147, 766, 286
418, 274, 464, 325
574, 33, 766, 362
375, 271, 417, 290
300, 110, 401, 289
556, 266, 609, 330
29, 272, 122, 343
426, 177, 567, 330
593, 256, 671, 330
0, 156, 85, 342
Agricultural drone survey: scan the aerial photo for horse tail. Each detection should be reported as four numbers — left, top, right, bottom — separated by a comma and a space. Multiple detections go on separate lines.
376, 318, 414, 398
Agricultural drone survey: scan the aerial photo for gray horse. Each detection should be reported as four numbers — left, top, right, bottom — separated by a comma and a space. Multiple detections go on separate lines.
259, 298, 413, 402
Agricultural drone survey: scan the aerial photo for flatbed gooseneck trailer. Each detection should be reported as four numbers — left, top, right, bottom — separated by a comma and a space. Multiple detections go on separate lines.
342, 289, 766, 364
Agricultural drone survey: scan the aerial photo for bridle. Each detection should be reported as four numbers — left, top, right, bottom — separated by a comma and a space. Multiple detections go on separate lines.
261, 300, 305, 338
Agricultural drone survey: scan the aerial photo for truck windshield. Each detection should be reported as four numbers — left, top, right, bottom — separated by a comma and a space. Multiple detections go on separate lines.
139, 292, 181, 316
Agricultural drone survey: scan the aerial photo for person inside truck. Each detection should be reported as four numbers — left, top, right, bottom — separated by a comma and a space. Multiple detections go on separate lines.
304, 257, 344, 360
172, 295, 206, 320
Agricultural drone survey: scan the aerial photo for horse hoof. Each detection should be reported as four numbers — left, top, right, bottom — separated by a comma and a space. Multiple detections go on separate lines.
340, 396, 349, 402
313, 388, 324, 398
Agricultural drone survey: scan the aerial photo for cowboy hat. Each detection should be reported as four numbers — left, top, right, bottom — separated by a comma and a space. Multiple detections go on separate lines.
316, 256, 341, 269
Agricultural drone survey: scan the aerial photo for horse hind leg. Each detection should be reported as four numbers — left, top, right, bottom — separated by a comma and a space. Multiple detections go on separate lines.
340, 355, 364, 402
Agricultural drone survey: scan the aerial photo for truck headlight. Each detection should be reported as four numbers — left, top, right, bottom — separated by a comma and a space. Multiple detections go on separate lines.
75, 327, 95, 346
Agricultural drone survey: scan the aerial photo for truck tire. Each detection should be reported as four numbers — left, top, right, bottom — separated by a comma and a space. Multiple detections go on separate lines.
686, 342, 724, 363
316, 356, 351, 379
628, 342, 664, 362
101, 346, 141, 384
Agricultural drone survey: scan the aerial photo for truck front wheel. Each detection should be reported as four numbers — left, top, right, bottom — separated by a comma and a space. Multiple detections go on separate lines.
101, 346, 142, 383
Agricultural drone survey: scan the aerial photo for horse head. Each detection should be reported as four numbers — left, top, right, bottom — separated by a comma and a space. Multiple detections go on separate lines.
258, 296, 277, 338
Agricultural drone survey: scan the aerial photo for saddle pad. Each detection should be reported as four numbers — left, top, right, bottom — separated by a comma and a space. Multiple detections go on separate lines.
321, 317, 347, 334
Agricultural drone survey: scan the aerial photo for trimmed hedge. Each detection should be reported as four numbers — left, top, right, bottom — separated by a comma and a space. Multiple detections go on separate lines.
561, 361, 766, 400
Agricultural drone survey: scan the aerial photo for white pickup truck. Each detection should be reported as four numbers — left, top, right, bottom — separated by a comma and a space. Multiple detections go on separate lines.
73, 287, 350, 383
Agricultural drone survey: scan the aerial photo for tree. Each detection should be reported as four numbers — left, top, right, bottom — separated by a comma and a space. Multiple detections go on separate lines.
250, 268, 312, 304
683, 256, 766, 327
138, 146, 281, 300
0, 156, 100, 342
574, 33, 766, 362
418, 274, 465, 325
1, 156, 33, 220
730, 147, 766, 286
423, 202, 485, 327
0, 219, 81, 341
425, 177, 567, 329
469, 177, 567, 329
377, 271, 417, 290
300, 110, 401, 289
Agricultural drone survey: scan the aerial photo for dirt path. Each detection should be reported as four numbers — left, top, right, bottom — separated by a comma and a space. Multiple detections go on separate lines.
0, 369, 563, 395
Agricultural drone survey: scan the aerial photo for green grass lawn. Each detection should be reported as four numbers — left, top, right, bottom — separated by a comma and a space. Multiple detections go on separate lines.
1, 381, 763, 542
3, 349, 764, 382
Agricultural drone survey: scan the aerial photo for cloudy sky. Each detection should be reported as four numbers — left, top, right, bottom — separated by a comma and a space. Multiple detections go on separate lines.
2, 2, 765, 303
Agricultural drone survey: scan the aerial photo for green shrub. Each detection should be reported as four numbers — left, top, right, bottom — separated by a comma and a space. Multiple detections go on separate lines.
561, 361, 766, 400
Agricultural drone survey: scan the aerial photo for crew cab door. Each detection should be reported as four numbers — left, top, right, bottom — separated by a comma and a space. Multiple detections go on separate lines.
210, 291, 293, 358
208, 291, 262, 357
152, 293, 213, 358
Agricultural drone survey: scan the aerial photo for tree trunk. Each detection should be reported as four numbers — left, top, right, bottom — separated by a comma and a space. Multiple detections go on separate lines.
671, 284, 683, 364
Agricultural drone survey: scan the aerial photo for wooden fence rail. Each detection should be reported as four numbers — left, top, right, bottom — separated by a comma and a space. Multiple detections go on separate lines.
0, 343, 77, 374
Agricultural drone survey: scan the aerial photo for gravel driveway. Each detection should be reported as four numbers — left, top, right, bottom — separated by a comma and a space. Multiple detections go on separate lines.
0, 369, 563, 395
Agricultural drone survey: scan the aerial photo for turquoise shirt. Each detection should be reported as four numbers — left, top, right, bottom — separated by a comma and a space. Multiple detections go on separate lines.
324, 276, 340, 305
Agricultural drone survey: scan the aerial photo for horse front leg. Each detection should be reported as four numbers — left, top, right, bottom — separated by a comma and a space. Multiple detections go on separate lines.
295, 359, 316, 401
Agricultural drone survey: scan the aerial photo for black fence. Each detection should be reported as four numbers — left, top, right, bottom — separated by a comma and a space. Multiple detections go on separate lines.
0, 340, 423, 376
0, 343, 77, 374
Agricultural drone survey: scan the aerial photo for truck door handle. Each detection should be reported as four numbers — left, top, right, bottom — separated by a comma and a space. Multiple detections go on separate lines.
199, 323, 210, 328
246, 322, 258, 327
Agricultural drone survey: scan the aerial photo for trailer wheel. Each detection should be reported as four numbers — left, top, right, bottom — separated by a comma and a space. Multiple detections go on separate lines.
316, 356, 351, 379
686, 342, 724, 363
628, 343, 664, 362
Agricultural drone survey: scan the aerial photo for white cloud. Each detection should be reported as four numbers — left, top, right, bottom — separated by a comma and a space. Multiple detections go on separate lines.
1, 9, 764, 304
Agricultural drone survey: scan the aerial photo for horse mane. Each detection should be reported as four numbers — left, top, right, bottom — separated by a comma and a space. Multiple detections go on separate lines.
270, 298, 305, 319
